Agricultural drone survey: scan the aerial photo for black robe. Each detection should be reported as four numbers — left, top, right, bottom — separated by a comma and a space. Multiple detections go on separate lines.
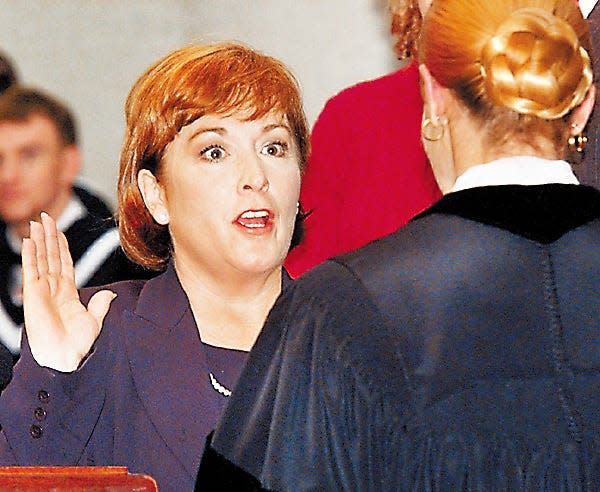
197, 184, 600, 491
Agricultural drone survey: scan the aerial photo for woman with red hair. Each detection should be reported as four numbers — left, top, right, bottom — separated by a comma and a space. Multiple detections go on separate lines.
0, 42, 309, 492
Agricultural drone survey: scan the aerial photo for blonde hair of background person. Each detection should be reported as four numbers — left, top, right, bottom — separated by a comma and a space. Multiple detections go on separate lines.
388, 0, 423, 59
0, 42, 309, 492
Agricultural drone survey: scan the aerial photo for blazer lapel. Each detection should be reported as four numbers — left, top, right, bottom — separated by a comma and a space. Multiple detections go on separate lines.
124, 263, 208, 477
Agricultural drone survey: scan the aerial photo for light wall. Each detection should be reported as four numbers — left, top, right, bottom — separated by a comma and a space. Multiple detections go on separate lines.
0, 0, 400, 205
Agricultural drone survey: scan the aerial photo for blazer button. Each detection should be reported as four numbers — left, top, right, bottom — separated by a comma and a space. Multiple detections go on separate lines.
34, 407, 47, 421
37, 390, 50, 403
29, 424, 43, 439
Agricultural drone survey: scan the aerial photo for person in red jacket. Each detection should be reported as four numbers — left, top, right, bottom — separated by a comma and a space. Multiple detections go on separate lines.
284, 0, 442, 277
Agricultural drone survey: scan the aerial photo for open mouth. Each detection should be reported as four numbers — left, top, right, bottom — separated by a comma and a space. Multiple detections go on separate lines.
235, 209, 274, 230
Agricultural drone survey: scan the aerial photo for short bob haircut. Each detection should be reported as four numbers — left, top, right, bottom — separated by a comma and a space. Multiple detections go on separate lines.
118, 42, 310, 271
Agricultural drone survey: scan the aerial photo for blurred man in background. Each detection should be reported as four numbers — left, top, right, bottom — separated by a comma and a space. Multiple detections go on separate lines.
0, 86, 150, 382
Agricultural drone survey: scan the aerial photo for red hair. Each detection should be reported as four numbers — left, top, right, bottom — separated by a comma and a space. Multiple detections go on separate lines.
419, 0, 593, 153
118, 43, 309, 270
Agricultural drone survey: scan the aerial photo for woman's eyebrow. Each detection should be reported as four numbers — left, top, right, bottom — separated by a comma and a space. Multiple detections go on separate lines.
188, 126, 227, 140
263, 123, 292, 134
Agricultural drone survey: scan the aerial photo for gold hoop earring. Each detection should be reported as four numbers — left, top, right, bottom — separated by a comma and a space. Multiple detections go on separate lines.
568, 124, 588, 153
421, 116, 447, 142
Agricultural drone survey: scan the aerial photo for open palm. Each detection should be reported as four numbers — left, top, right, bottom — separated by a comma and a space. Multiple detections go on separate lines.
21, 213, 116, 372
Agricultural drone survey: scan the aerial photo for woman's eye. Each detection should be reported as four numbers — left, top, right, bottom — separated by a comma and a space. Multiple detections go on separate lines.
261, 142, 288, 158
200, 145, 226, 162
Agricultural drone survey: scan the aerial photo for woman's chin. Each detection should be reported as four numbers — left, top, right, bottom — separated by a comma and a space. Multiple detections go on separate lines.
234, 242, 287, 272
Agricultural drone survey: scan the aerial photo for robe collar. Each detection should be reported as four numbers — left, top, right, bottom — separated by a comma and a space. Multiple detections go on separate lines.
417, 184, 600, 244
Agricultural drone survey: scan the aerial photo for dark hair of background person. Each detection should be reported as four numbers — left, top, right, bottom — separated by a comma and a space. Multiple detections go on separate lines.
117, 43, 310, 271
0, 86, 78, 146
0, 52, 17, 94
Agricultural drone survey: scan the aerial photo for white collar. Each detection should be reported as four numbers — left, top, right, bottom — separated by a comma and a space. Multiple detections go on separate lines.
449, 156, 579, 193
55, 194, 86, 231
580, 0, 598, 18
5, 194, 86, 253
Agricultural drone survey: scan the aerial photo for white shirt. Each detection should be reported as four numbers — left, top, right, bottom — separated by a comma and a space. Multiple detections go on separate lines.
449, 156, 580, 193
1, 194, 119, 354
580, 0, 598, 18
5, 194, 86, 253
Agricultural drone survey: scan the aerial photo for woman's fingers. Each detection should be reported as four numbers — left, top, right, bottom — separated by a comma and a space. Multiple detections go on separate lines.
57, 230, 73, 273
21, 237, 39, 287
21, 213, 108, 373
87, 290, 117, 327
29, 220, 49, 278
56, 229, 78, 298
26, 213, 69, 296
41, 212, 61, 280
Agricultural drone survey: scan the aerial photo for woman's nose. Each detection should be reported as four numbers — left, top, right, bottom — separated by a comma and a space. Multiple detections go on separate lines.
240, 154, 269, 192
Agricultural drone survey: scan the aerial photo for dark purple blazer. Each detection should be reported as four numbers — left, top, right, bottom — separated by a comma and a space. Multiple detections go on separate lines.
0, 263, 226, 492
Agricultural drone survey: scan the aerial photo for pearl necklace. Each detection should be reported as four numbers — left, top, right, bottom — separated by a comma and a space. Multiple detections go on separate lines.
209, 372, 232, 397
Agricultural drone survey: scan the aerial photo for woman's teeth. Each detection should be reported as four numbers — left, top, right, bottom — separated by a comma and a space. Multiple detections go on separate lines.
238, 210, 270, 228
240, 210, 269, 219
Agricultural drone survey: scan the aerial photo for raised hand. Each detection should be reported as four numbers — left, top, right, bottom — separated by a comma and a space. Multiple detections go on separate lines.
21, 212, 116, 372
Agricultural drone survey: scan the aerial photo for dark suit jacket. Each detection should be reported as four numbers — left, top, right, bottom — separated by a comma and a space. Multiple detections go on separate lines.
199, 184, 600, 491
0, 263, 224, 492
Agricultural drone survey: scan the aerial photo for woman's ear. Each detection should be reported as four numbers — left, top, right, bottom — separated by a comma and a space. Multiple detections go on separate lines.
569, 84, 596, 135
419, 64, 447, 120
418, 64, 457, 194
137, 169, 170, 225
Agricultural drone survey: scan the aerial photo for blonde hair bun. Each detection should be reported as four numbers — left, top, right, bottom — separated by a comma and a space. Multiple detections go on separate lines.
480, 7, 592, 119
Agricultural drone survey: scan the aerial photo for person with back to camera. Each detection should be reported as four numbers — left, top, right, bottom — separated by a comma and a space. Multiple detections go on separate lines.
283, 0, 441, 278
197, 0, 600, 489
0, 87, 152, 385
0, 42, 309, 492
